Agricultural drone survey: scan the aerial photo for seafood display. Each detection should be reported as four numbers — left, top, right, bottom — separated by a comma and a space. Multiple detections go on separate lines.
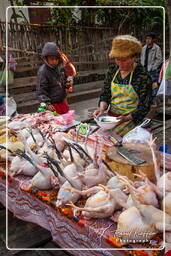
0, 110, 170, 252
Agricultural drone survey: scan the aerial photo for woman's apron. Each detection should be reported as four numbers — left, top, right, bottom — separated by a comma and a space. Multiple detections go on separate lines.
109, 69, 139, 136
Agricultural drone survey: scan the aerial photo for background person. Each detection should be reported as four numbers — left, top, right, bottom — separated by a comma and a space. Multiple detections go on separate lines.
157, 54, 171, 100
37, 42, 72, 114
140, 32, 162, 95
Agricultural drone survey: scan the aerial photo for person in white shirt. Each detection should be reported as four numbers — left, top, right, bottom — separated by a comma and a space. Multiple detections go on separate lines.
141, 32, 162, 87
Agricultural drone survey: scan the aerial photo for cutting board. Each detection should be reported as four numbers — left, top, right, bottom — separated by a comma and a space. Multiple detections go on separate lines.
106, 143, 160, 182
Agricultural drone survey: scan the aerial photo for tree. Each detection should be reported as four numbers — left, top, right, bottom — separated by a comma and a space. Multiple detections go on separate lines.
8, 0, 29, 23
8, 0, 170, 52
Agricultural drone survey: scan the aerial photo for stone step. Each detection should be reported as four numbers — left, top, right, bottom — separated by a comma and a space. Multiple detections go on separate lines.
17, 88, 101, 114
9, 79, 104, 95
14, 61, 109, 78
12, 69, 106, 91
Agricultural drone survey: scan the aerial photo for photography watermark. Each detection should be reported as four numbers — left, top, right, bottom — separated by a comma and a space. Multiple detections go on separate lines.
113, 229, 158, 244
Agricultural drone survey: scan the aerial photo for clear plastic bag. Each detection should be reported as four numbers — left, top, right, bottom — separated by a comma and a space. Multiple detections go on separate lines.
6, 97, 17, 117
122, 126, 151, 145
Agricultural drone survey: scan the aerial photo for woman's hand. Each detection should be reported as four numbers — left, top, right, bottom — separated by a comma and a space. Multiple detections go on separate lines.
116, 114, 132, 125
93, 109, 105, 119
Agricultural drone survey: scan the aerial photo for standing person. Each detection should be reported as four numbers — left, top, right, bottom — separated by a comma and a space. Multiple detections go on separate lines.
140, 32, 162, 87
93, 35, 152, 137
0, 50, 17, 87
157, 54, 171, 98
37, 42, 73, 114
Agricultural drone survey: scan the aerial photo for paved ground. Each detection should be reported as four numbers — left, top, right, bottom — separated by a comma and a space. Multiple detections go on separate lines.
69, 97, 98, 121
0, 206, 73, 256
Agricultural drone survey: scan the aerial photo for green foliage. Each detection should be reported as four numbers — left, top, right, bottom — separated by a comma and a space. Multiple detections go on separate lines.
9, 0, 167, 30
13, 0, 24, 5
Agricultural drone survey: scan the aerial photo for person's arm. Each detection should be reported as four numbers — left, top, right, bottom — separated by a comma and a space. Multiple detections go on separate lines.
93, 66, 114, 118
93, 101, 108, 118
153, 46, 162, 70
99, 66, 114, 105
140, 47, 145, 66
37, 70, 51, 104
131, 72, 152, 125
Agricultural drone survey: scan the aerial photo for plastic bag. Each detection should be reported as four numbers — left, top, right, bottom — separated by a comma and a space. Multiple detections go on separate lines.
54, 110, 75, 126
6, 97, 17, 117
0, 69, 14, 87
157, 80, 171, 96
122, 126, 151, 145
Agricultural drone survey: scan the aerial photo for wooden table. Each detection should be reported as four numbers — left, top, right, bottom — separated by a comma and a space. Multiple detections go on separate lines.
0, 173, 163, 256
0, 174, 127, 256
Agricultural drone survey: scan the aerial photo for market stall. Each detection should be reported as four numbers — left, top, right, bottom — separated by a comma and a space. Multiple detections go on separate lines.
0, 111, 170, 255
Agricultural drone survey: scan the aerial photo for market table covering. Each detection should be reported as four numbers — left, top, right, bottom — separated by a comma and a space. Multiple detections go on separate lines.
0, 172, 162, 256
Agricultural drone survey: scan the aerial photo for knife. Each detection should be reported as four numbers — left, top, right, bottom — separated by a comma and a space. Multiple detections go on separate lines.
108, 134, 146, 165
117, 146, 146, 165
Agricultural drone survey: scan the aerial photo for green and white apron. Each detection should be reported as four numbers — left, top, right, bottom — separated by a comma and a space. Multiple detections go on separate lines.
109, 69, 139, 136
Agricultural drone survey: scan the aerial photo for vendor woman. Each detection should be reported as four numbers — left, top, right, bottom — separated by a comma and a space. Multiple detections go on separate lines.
93, 35, 152, 136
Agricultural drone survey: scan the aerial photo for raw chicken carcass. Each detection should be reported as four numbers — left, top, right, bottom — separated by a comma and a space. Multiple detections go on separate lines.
115, 176, 171, 245
52, 132, 68, 152
56, 180, 81, 207
157, 171, 171, 193
18, 132, 60, 190
126, 171, 159, 208
148, 136, 171, 198
30, 163, 59, 190
26, 133, 44, 148
10, 155, 37, 176
79, 161, 107, 188
75, 139, 108, 188
63, 145, 87, 167
62, 145, 84, 188
65, 180, 128, 219
163, 192, 171, 216
67, 185, 126, 219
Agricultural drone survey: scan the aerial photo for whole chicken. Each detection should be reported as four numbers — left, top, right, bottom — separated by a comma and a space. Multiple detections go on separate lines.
54, 146, 84, 207
63, 145, 87, 167
18, 132, 60, 190
115, 176, 171, 245
56, 180, 81, 207
163, 192, 171, 216
116, 206, 154, 244
76, 140, 108, 188
148, 136, 171, 198
10, 155, 37, 176
157, 171, 171, 193
165, 232, 171, 253
126, 171, 158, 208
65, 173, 128, 220
67, 185, 126, 219
62, 145, 84, 188
52, 132, 68, 152
26, 128, 45, 148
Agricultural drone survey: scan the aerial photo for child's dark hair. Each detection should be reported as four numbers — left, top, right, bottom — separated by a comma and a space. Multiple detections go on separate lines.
45, 53, 63, 65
